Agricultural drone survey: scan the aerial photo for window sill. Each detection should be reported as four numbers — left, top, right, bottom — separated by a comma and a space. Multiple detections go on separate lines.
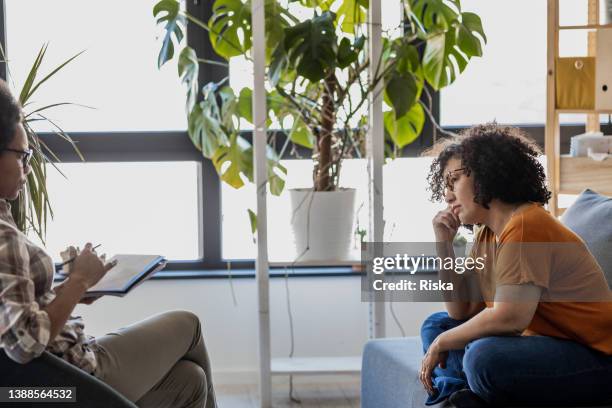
54, 267, 438, 282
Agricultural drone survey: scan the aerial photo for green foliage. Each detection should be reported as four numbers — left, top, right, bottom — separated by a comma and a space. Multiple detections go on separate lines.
405, 0, 486, 89
281, 11, 338, 82
154, 0, 486, 195
209, 0, 253, 58
1, 44, 83, 242
154, 0, 186, 67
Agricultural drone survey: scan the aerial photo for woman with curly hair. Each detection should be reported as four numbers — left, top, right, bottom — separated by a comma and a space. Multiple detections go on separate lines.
420, 123, 612, 407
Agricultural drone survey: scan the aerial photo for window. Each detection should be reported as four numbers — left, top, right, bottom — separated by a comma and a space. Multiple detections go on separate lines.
440, 0, 605, 126
5, 0, 186, 132
28, 162, 200, 262
222, 157, 447, 260
222, 159, 370, 260
440, 0, 548, 126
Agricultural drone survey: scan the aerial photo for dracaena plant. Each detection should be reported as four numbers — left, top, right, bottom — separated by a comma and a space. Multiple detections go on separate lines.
1, 44, 83, 242
154, 0, 486, 193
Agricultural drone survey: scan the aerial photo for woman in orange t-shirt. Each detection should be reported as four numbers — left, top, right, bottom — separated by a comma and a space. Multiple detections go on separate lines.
419, 123, 612, 407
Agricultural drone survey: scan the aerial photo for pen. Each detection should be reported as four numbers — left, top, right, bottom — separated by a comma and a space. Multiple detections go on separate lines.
58, 244, 102, 267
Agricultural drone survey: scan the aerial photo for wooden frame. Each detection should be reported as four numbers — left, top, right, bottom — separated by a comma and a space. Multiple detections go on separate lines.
546, 0, 612, 216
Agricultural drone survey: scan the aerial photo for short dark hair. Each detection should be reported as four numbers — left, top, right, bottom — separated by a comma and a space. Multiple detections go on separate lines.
0, 79, 22, 151
425, 123, 551, 209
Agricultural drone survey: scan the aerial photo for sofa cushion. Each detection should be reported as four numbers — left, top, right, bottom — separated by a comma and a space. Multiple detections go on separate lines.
561, 189, 612, 287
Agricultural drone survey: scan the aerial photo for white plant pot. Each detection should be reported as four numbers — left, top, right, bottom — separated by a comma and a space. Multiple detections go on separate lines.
289, 188, 356, 262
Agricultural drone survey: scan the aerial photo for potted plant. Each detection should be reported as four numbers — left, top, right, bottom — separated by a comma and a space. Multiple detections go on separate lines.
1, 44, 83, 242
154, 0, 486, 260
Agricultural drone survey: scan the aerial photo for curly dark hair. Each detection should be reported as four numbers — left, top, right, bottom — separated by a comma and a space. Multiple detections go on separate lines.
0, 79, 22, 151
425, 123, 551, 209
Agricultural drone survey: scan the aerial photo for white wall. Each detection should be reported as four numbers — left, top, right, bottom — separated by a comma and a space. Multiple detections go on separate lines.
75, 276, 443, 384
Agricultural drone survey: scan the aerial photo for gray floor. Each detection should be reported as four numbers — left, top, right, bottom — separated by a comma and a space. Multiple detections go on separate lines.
216, 381, 361, 408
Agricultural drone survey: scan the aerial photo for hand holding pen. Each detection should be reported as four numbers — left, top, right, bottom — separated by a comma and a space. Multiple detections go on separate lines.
59, 243, 102, 268
60, 243, 117, 288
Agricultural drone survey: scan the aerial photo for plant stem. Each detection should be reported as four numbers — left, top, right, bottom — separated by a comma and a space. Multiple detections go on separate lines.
314, 74, 337, 191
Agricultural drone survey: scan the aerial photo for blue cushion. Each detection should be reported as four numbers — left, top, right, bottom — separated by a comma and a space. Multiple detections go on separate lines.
561, 189, 612, 286
361, 337, 443, 408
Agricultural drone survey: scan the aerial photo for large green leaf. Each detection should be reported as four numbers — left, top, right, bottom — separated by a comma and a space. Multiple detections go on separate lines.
189, 104, 219, 158
238, 87, 253, 123
422, 32, 446, 89
407, 0, 460, 33
209, 0, 252, 59
383, 103, 425, 148
283, 11, 337, 82
264, 0, 289, 62
178, 46, 199, 110
337, 35, 365, 68
457, 12, 486, 57
238, 87, 293, 127
188, 83, 232, 158
384, 71, 417, 119
418, 5, 486, 90
269, 43, 290, 87
154, 0, 185, 67
290, 0, 334, 9
212, 135, 253, 189
247, 208, 257, 233
219, 86, 240, 131
335, 0, 368, 34
267, 159, 287, 196
288, 116, 314, 148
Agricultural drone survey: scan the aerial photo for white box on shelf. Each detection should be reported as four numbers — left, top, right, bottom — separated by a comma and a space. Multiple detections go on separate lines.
569, 132, 606, 157
596, 28, 612, 110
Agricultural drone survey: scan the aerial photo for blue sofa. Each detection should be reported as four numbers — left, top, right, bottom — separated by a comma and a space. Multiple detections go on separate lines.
362, 190, 612, 408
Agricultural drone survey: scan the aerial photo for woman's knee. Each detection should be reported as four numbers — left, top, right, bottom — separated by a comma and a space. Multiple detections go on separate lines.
162, 310, 202, 335
173, 360, 208, 406
463, 337, 504, 403
420, 312, 452, 344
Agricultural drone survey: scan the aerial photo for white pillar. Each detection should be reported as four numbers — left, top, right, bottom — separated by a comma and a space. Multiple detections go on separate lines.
252, 0, 271, 406
367, 0, 385, 338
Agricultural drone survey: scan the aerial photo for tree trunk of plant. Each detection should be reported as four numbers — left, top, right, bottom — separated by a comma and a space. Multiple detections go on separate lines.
315, 74, 336, 192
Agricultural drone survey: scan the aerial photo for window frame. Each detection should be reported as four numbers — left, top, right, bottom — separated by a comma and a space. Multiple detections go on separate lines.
1, 1, 609, 274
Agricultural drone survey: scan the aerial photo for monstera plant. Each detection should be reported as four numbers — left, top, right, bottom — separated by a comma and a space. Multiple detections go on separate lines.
154, 0, 485, 259
154, 0, 486, 193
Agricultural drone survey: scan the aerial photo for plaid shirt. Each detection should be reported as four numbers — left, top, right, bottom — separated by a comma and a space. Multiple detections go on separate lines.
0, 200, 97, 373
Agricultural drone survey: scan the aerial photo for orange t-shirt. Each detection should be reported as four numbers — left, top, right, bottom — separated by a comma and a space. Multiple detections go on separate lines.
472, 203, 612, 355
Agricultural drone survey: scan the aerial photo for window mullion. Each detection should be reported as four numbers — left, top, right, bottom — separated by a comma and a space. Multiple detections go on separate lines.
187, 0, 228, 263
0, 0, 6, 81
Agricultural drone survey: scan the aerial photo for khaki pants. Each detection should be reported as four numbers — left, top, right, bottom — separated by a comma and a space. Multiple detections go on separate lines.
93, 310, 217, 408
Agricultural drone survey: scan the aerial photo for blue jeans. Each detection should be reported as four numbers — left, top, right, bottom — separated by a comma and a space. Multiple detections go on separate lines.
421, 311, 612, 406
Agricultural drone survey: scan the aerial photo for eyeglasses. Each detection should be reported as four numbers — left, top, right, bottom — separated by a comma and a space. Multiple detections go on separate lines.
444, 167, 468, 194
3, 148, 33, 168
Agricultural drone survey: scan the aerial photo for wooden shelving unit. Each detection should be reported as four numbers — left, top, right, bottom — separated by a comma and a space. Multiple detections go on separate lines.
546, 0, 612, 216
560, 155, 612, 195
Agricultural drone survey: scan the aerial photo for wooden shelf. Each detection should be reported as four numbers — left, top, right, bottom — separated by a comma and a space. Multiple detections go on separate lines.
559, 156, 612, 196
558, 23, 612, 30
271, 357, 361, 375
556, 108, 612, 114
